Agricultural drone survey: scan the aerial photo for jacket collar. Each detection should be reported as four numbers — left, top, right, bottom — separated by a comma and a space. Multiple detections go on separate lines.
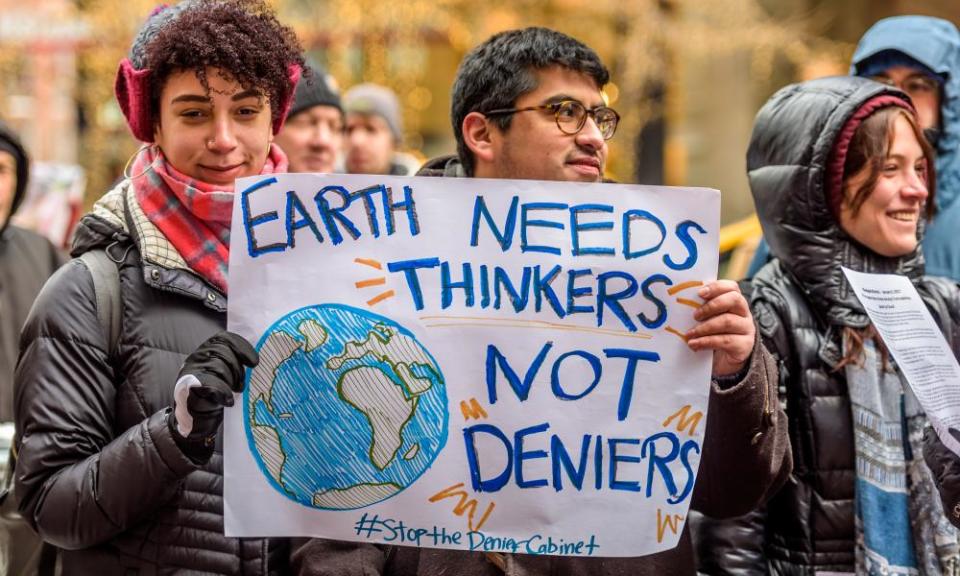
72, 180, 226, 311
416, 155, 467, 178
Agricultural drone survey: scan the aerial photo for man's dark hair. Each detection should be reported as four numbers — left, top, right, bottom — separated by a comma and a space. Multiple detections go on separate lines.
142, 0, 305, 128
451, 27, 610, 176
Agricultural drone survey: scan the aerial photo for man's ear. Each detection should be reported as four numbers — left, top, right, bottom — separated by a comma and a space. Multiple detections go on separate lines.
462, 111, 496, 165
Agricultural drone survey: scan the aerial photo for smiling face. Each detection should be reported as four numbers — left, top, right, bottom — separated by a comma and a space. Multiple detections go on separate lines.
479, 65, 608, 183
153, 67, 274, 187
839, 113, 931, 257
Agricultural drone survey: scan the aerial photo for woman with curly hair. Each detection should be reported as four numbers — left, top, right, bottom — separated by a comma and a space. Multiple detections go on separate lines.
11, 1, 315, 573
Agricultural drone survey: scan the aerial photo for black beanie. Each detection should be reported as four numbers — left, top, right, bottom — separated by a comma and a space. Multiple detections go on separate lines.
289, 66, 343, 119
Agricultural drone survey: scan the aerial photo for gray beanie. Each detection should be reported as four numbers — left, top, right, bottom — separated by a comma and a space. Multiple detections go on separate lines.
289, 66, 342, 118
344, 83, 403, 142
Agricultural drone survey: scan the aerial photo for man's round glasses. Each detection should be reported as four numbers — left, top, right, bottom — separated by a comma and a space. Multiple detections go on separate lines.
485, 100, 620, 140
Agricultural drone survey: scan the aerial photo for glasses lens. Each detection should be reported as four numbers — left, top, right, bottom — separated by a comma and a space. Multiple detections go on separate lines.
595, 108, 619, 139
555, 101, 586, 134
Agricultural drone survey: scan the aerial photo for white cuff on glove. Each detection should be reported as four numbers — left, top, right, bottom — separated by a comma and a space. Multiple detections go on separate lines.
173, 373, 203, 437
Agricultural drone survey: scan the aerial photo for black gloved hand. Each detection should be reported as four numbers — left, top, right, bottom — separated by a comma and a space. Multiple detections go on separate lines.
169, 331, 259, 463
922, 426, 960, 529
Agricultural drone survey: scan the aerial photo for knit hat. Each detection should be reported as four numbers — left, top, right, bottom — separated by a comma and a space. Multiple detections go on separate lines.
826, 94, 914, 218
289, 66, 342, 119
343, 83, 403, 142
855, 50, 946, 87
114, 1, 301, 143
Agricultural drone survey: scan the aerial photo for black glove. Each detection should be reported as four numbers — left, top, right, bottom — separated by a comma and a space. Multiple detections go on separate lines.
170, 331, 259, 463
922, 426, 960, 529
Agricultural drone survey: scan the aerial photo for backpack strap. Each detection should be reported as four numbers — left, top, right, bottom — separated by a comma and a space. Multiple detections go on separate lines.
79, 249, 122, 356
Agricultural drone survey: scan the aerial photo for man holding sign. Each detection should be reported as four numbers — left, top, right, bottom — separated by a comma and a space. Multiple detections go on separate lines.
275, 27, 790, 576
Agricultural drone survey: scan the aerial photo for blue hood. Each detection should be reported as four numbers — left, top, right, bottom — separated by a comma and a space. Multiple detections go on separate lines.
852, 16, 960, 213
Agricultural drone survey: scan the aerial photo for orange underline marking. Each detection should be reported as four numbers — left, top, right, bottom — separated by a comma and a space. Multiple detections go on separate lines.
425, 321, 652, 340
665, 326, 689, 342
676, 297, 701, 309
354, 258, 383, 270
355, 277, 387, 288
421, 315, 651, 339
667, 280, 703, 296
366, 290, 395, 306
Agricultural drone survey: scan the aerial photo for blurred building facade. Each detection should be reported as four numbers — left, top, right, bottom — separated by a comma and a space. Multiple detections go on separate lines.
0, 0, 88, 164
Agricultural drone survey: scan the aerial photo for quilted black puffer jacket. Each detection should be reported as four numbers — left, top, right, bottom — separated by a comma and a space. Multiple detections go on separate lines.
693, 76, 960, 574
13, 183, 290, 575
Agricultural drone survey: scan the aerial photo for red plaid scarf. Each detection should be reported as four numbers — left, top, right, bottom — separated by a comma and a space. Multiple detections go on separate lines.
130, 144, 288, 294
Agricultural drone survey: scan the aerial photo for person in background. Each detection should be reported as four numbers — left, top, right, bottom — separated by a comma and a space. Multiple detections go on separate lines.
11, 0, 331, 573
0, 122, 66, 435
275, 65, 344, 174
851, 16, 960, 282
343, 83, 416, 175
0, 120, 66, 576
746, 16, 960, 281
695, 76, 960, 574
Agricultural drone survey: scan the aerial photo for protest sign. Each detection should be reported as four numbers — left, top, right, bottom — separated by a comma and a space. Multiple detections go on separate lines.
224, 174, 720, 557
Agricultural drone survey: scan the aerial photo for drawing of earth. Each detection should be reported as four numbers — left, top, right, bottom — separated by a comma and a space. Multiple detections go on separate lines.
244, 304, 448, 510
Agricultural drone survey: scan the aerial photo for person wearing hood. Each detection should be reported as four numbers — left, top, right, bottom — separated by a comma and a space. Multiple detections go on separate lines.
0, 122, 65, 576
851, 16, 960, 283
10, 1, 330, 573
695, 76, 960, 575
746, 15, 960, 280
0, 122, 65, 429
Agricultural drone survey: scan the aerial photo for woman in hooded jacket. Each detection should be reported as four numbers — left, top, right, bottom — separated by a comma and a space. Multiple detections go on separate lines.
695, 76, 960, 575
10, 1, 321, 574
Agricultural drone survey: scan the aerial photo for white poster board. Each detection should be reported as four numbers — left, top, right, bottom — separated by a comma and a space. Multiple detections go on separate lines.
225, 174, 720, 558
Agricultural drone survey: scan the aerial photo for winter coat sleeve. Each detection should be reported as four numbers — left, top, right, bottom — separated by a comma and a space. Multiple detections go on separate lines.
922, 427, 960, 529
690, 333, 792, 519
13, 259, 199, 550
691, 507, 768, 575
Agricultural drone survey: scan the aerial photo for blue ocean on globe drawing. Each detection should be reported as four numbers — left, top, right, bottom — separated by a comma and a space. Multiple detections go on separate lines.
244, 304, 448, 510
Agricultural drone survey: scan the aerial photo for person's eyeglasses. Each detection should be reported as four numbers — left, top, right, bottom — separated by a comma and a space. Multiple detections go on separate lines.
870, 74, 940, 98
485, 100, 620, 140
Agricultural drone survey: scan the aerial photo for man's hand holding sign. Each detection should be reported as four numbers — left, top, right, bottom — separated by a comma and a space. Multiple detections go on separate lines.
687, 280, 756, 378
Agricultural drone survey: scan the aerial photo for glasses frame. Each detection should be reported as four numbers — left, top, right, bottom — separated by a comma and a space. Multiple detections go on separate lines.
484, 100, 620, 140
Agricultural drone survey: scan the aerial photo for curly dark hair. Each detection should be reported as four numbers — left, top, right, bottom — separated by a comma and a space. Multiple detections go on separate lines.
139, 0, 305, 128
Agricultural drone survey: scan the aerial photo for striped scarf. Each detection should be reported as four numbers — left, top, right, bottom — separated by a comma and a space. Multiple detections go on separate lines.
848, 336, 960, 575
129, 145, 287, 293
